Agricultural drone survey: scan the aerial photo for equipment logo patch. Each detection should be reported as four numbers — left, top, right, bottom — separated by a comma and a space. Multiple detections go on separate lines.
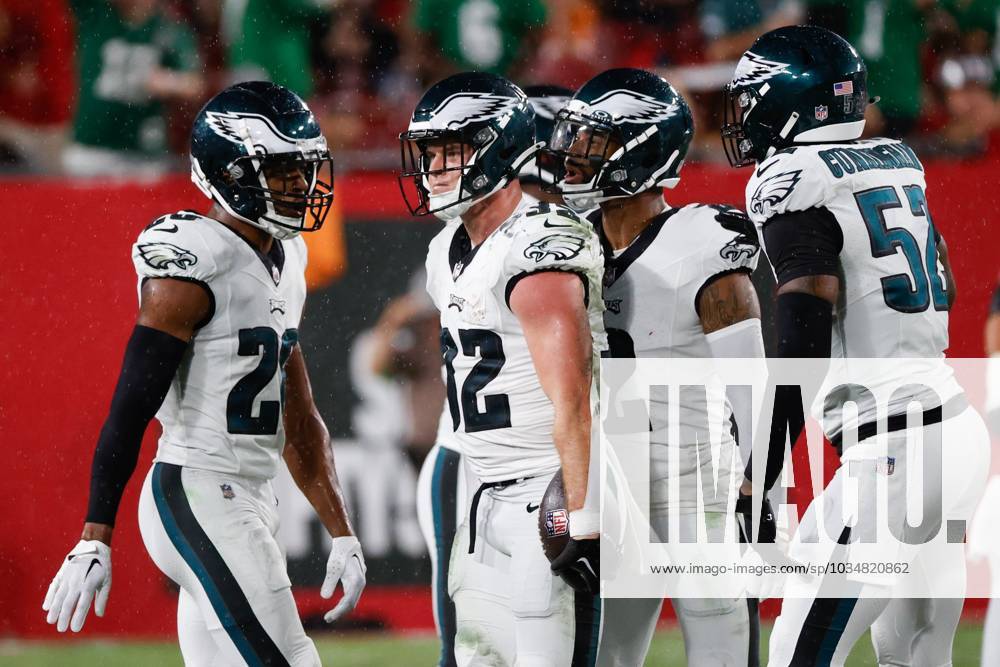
220, 484, 235, 499
137, 242, 198, 271
524, 234, 584, 263
749, 170, 802, 216
720, 238, 759, 264
545, 509, 569, 538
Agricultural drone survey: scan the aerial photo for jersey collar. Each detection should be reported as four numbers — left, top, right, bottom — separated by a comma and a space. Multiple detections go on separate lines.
596, 207, 679, 287
213, 219, 286, 285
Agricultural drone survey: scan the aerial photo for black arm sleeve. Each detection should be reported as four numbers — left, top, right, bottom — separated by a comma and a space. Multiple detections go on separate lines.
85, 325, 188, 525
745, 292, 833, 490
761, 207, 843, 287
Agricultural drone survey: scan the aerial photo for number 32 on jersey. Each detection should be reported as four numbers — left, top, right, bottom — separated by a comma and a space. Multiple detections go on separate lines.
441, 328, 512, 433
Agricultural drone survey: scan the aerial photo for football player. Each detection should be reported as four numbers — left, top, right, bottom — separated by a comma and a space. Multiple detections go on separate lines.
42, 82, 365, 666
723, 26, 990, 666
546, 67, 768, 667
414, 81, 575, 667
400, 72, 605, 666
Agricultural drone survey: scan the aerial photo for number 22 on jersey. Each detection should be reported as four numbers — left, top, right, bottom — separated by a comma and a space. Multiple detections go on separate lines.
227, 327, 298, 435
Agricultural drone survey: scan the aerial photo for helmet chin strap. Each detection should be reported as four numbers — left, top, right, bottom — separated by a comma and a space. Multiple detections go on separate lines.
430, 184, 474, 222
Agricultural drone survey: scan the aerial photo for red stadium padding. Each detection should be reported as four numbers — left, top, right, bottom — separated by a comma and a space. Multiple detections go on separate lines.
1, 161, 997, 639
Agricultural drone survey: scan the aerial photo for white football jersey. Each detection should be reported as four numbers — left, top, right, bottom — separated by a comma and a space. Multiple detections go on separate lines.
747, 138, 960, 437
600, 204, 760, 511
132, 211, 307, 479
425, 196, 606, 483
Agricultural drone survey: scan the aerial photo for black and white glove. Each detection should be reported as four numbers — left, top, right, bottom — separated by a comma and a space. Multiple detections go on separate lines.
43, 540, 112, 632
551, 537, 600, 595
736, 492, 777, 545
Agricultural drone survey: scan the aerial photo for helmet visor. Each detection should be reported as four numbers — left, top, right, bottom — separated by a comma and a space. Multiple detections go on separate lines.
542, 110, 621, 195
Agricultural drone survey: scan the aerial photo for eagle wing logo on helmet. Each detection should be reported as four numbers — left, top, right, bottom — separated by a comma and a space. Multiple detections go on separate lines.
750, 170, 802, 216
524, 234, 585, 263
528, 95, 571, 121
585, 90, 678, 124
205, 111, 301, 154
731, 52, 792, 87
430, 93, 519, 130
138, 242, 198, 271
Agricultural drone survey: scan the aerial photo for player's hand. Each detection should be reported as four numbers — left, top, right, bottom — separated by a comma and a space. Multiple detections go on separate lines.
736, 492, 776, 545
551, 537, 600, 595
42, 540, 112, 632
321, 536, 367, 623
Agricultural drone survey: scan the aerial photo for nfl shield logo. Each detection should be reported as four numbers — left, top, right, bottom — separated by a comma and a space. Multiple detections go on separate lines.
220, 483, 235, 499
545, 509, 569, 537
815, 105, 828, 121
875, 457, 896, 476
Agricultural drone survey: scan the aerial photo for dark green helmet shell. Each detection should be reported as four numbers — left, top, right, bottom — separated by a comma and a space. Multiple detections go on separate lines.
544, 68, 693, 211
722, 25, 871, 167
398, 72, 538, 219
190, 81, 333, 238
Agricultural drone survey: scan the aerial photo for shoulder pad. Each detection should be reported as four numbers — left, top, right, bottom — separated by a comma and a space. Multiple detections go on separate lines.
502, 201, 602, 280
133, 211, 227, 283
745, 149, 830, 225
679, 203, 760, 273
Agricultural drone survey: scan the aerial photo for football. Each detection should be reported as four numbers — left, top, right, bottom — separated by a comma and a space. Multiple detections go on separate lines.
537, 469, 570, 562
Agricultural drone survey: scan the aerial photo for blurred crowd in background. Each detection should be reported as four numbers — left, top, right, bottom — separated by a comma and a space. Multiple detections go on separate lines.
1, 0, 999, 177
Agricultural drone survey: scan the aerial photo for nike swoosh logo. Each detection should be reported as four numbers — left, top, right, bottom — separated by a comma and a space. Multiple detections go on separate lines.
85, 558, 102, 577
576, 557, 597, 579
156, 224, 179, 233
526, 503, 540, 513
543, 219, 574, 228
755, 160, 779, 178
67, 547, 99, 560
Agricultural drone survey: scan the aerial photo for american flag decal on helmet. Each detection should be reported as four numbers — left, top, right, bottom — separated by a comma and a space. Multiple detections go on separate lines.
834, 81, 854, 96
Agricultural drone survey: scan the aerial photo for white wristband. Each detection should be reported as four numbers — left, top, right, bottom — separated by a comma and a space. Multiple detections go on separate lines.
569, 509, 600, 538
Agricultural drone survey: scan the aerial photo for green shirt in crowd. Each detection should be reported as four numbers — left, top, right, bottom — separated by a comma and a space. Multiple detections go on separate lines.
847, 0, 926, 121
224, 0, 326, 99
413, 0, 546, 75
71, 0, 199, 154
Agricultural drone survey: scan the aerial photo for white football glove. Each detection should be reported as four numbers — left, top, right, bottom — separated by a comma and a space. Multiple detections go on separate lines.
742, 522, 796, 601
321, 536, 366, 623
43, 540, 112, 632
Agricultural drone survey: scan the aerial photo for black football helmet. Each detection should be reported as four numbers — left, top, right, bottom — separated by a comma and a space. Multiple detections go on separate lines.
722, 25, 873, 167
190, 81, 334, 239
543, 68, 693, 212
399, 72, 539, 220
